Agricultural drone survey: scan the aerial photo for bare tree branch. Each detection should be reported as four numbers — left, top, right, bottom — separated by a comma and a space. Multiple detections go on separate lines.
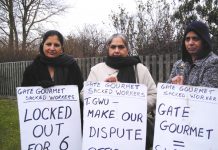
0, 0, 68, 52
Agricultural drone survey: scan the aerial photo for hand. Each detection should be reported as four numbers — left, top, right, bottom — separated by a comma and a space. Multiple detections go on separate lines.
171, 75, 184, 85
104, 76, 118, 82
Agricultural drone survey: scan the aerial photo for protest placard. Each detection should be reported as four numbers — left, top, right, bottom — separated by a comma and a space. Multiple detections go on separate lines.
153, 83, 218, 150
16, 85, 82, 150
82, 81, 147, 150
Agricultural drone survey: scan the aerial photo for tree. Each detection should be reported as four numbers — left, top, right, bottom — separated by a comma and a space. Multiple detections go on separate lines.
147, 0, 179, 54
109, 0, 178, 55
173, 0, 218, 26
65, 25, 108, 58
0, 0, 68, 54
0, 0, 18, 52
109, 2, 150, 55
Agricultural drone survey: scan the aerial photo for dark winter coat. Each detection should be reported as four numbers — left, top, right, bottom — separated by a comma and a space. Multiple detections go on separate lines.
21, 56, 84, 92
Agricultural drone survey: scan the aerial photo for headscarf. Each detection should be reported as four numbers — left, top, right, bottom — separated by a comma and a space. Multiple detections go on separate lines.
181, 21, 212, 63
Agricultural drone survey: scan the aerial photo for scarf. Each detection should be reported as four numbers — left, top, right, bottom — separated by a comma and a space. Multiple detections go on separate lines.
105, 56, 141, 83
35, 54, 76, 85
39, 53, 75, 67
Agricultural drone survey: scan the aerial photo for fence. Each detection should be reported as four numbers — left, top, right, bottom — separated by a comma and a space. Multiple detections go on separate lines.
0, 54, 178, 97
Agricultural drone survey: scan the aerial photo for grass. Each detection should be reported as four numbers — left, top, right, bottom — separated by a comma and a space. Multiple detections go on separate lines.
0, 99, 21, 150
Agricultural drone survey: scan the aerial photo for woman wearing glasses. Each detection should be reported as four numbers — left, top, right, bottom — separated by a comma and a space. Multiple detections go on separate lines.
85, 33, 157, 149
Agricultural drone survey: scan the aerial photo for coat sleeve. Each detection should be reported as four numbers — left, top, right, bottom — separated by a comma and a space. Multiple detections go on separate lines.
166, 60, 182, 83
201, 59, 218, 88
21, 66, 37, 86
71, 62, 84, 92
79, 65, 98, 102
86, 66, 99, 82
137, 63, 157, 113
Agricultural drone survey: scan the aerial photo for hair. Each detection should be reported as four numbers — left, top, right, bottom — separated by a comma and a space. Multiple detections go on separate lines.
105, 33, 129, 52
39, 30, 64, 55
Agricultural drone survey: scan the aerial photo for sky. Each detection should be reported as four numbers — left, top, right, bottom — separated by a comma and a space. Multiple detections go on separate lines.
48, 0, 137, 36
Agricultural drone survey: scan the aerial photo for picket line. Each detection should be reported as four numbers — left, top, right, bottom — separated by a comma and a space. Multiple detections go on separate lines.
0, 54, 178, 97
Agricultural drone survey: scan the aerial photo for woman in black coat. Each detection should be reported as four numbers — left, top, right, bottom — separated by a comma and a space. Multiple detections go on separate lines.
21, 30, 84, 92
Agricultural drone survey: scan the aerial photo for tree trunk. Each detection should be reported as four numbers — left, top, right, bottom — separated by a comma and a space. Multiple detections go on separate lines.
8, 0, 14, 53
22, 9, 27, 52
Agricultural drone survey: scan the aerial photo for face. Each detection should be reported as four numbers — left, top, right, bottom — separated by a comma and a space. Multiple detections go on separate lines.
185, 31, 203, 56
43, 35, 63, 58
108, 37, 128, 57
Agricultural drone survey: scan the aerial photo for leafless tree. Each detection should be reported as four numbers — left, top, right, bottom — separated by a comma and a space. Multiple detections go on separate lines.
0, 0, 18, 52
0, 0, 68, 54
109, 0, 179, 55
65, 25, 108, 58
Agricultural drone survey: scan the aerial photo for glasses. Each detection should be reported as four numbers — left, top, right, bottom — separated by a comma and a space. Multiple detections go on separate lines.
109, 44, 126, 49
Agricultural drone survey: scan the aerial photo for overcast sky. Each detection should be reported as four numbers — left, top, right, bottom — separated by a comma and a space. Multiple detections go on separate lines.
48, 0, 137, 36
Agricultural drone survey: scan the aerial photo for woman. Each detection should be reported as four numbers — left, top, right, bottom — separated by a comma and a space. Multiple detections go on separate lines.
86, 33, 156, 112
21, 30, 84, 92
85, 33, 157, 149
167, 21, 218, 87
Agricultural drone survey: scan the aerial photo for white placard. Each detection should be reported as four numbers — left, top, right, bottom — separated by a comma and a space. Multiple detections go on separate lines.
82, 81, 147, 150
16, 85, 82, 150
153, 83, 218, 150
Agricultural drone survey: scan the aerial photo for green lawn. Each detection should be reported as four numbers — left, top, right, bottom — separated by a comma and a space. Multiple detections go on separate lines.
0, 99, 21, 150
